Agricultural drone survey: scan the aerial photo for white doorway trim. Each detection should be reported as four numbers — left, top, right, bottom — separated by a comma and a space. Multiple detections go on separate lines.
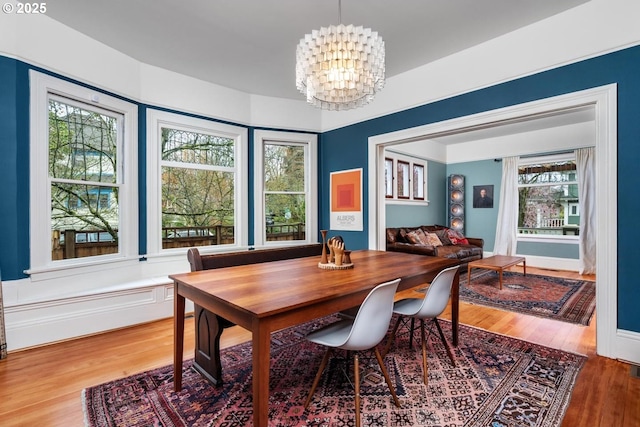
368, 84, 619, 360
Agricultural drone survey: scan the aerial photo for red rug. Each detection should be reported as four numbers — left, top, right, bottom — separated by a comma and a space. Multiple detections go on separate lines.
460, 271, 596, 326
83, 316, 586, 427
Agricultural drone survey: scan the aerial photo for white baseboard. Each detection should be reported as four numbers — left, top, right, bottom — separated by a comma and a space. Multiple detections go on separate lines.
614, 329, 640, 365
4, 281, 193, 351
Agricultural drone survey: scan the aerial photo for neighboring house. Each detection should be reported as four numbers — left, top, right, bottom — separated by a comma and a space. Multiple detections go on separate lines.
0, 1, 638, 367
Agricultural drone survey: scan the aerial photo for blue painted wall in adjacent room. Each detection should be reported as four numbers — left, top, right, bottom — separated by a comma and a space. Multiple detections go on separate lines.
446, 160, 502, 252
385, 160, 447, 228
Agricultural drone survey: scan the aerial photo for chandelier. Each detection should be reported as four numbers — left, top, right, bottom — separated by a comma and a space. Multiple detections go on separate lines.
295, 0, 385, 111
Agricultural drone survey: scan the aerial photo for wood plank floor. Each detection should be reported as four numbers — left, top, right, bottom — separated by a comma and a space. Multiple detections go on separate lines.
0, 266, 638, 427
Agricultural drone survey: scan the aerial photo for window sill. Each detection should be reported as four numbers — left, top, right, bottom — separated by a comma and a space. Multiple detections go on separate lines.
25, 256, 142, 282
517, 234, 579, 244
385, 199, 430, 206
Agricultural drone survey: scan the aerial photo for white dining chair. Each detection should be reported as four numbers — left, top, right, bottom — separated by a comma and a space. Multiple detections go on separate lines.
383, 265, 459, 385
304, 278, 402, 427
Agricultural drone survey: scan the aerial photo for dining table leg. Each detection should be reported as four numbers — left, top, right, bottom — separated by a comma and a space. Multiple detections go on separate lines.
173, 287, 185, 392
253, 321, 272, 427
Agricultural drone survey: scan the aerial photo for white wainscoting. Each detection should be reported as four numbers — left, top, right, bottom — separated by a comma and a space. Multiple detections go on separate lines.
511, 253, 580, 273
3, 278, 193, 351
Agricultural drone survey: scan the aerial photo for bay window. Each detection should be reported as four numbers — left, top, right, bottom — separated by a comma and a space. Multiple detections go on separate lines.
253, 130, 317, 246
146, 110, 247, 255
29, 71, 138, 274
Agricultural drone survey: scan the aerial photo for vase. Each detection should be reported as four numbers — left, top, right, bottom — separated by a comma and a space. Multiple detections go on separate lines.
320, 230, 328, 264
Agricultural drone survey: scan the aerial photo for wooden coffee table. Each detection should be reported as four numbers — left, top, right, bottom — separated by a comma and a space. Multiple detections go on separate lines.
467, 255, 526, 290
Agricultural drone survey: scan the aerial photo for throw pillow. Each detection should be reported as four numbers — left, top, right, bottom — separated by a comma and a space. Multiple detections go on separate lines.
434, 229, 452, 245
425, 232, 443, 247
386, 228, 398, 244
406, 228, 431, 245
405, 230, 424, 245
414, 228, 431, 245
446, 228, 470, 245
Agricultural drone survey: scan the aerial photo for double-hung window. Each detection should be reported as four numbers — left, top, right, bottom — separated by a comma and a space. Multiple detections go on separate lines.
384, 151, 427, 203
29, 71, 138, 275
146, 110, 247, 255
253, 130, 317, 246
518, 152, 579, 239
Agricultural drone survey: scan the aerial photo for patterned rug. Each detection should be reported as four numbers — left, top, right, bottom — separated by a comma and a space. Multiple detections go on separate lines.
460, 270, 596, 326
83, 316, 586, 427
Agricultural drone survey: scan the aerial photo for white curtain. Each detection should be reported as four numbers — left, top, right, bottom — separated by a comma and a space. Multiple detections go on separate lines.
493, 157, 519, 256
576, 147, 596, 274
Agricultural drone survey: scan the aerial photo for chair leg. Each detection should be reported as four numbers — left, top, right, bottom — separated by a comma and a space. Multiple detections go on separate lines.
353, 353, 361, 427
374, 347, 401, 408
304, 348, 332, 409
434, 318, 456, 367
382, 315, 403, 357
420, 319, 428, 385
409, 318, 416, 349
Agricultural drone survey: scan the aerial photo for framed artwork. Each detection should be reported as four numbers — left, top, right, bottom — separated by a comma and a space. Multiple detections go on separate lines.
473, 185, 494, 208
330, 168, 363, 231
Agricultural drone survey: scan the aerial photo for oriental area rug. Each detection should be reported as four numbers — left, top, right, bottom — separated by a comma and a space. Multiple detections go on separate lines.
83, 316, 586, 427
460, 270, 596, 326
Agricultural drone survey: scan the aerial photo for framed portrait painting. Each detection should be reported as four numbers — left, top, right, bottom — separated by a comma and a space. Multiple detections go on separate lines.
473, 185, 494, 208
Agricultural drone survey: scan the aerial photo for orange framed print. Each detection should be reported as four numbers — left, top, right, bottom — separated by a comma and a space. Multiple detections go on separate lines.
330, 168, 363, 231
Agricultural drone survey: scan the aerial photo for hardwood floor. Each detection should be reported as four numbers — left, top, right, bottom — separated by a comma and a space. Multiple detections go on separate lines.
0, 267, 638, 427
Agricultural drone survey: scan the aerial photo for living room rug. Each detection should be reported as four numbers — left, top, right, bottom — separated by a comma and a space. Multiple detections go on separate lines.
461, 270, 596, 326
83, 316, 586, 427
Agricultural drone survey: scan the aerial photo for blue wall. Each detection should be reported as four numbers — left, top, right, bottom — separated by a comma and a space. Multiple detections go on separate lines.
1, 46, 639, 332
385, 160, 447, 227
319, 46, 640, 332
447, 160, 503, 251
0, 57, 29, 280
445, 159, 579, 259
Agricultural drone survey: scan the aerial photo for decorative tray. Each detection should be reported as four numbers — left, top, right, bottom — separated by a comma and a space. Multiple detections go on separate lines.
318, 262, 354, 270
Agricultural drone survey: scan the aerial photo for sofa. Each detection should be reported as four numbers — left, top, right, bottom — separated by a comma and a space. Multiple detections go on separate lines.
386, 225, 484, 265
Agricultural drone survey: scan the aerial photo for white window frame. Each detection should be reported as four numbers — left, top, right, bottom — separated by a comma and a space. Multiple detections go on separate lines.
253, 130, 318, 248
384, 151, 428, 205
28, 71, 138, 277
517, 152, 579, 243
146, 109, 248, 257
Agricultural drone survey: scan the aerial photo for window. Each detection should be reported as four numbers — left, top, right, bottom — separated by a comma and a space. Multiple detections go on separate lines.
384, 158, 393, 198
518, 153, 579, 237
413, 163, 425, 200
29, 71, 138, 273
384, 151, 427, 203
147, 110, 247, 255
397, 160, 410, 199
254, 130, 317, 246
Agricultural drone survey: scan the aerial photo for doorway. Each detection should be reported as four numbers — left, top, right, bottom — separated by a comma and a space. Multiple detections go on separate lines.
367, 84, 617, 359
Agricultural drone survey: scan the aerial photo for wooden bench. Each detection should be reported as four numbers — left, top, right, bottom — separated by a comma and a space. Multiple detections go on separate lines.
186, 243, 324, 385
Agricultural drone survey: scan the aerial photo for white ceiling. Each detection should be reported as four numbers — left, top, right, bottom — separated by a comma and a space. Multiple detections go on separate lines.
46, 0, 589, 101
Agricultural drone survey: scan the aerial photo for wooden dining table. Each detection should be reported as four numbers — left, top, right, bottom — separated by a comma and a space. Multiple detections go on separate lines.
170, 249, 460, 426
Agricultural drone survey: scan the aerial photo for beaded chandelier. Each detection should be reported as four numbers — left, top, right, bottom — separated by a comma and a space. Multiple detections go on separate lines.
295, 2, 385, 111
